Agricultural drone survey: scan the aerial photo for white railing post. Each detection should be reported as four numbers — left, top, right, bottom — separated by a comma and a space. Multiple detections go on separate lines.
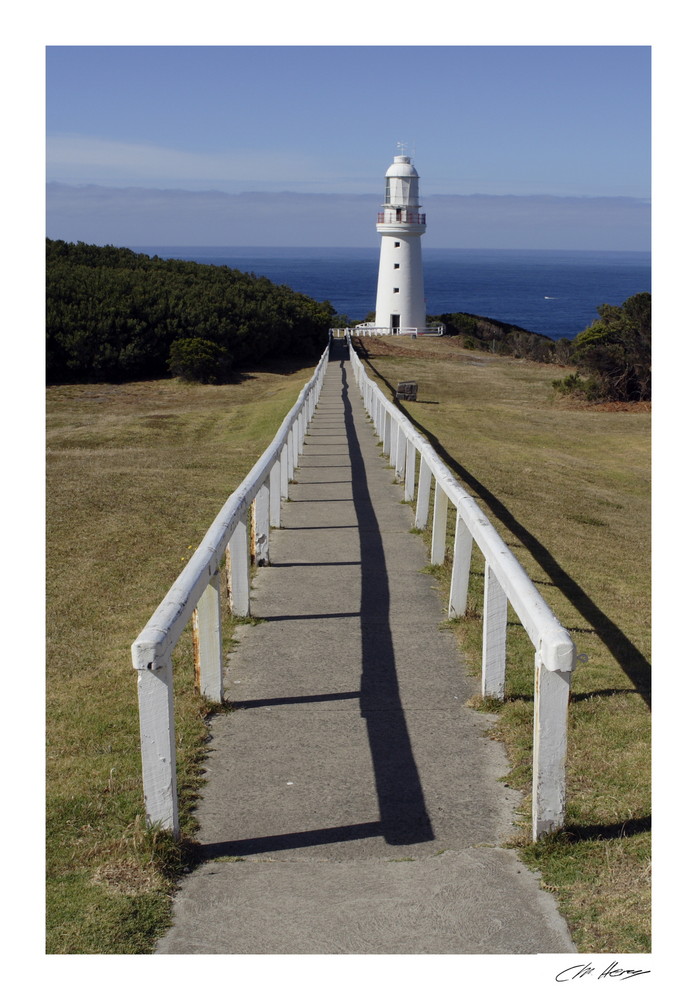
405, 438, 416, 501
299, 402, 308, 451
228, 517, 250, 617
133, 653, 179, 837
482, 562, 508, 699
254, 477, 271, 566
270, 457, 282, 528
389, 415, 398, 468
292, 419, 300, 473
448, 514, 473, 618
395, 425, 406, 482
382, 408, 391, 456
280, 442, 290, 500
532, 652, 572, 838
415, 453, 432, 529
431, 483, 448, 564
192, 569, 224, 702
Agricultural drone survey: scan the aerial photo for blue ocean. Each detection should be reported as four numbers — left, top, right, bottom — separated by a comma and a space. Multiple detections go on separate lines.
130, 246, 651, 342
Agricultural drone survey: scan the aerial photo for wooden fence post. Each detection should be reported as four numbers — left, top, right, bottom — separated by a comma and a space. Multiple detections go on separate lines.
253, 478, 271, 566
227, 517, 250, 617
448, 514, 473, 618
431, 483, 448, 564
532, 652, 572, 838
395, 426, 406, 482
288, 422, 296, 478
369, 385, 377, 426
134, 654, 179, 837
192, 569, 224, 702
405, 438, 416, 502
482, 562, 507, 699
299, 403, 307, 453
382, 408, 391, 456
389, 415, 398, 468
270, 457, 282, 528
415, 453, 432, 529
280, 442, 289, 500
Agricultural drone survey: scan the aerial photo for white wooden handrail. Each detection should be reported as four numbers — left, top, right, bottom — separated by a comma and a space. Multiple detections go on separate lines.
346, 334, 576, 839
132, 345, 330, 837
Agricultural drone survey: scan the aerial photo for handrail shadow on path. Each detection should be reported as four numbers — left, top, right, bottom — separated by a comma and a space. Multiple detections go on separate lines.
198, 344, 434, 859
341, 358, 434, 846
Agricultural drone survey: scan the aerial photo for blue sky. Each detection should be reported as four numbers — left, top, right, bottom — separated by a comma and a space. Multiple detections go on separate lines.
46, 44, 651, 249
47, 46, 649, 198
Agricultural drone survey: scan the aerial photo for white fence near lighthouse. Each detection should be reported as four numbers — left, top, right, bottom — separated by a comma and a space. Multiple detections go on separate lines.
330, 325, 444, 338
346, 334, 576, 840
131, 346, 330, 838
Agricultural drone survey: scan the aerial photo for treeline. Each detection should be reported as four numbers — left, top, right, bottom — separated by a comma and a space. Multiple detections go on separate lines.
434, 311, 564, 363
46, 240, 339, 383
433, 292, 651, 402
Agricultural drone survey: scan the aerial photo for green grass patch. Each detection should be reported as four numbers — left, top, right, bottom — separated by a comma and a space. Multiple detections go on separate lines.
361, 336, 650, 953
46, 366, 318, 953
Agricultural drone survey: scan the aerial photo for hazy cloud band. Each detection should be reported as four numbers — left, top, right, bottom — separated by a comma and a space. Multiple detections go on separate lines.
46, 183, 650, 251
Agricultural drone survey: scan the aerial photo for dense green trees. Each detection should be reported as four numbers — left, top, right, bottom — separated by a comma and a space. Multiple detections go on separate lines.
46, 240, 338, 383
566, 292, 651, 401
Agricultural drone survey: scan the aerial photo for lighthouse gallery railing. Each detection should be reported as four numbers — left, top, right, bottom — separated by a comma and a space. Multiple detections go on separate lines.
376, 211, 426, 225
346, 334, 576, 839
131, 346, 329, 837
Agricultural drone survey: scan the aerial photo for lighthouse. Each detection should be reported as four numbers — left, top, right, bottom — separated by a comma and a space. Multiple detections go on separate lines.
373, 150, 432, 335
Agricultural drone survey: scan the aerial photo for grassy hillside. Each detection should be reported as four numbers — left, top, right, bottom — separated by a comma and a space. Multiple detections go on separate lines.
46, 363, 319, 953
354, 335, 651, 953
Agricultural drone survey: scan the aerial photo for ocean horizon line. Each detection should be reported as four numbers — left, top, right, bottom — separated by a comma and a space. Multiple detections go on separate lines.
128, 245, 650, 257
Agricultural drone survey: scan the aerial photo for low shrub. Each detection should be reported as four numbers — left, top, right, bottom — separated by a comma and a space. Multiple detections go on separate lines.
168, 337, 225, 383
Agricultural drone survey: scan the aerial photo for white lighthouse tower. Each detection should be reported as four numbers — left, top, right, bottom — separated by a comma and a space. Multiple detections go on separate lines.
372, 149, 436, 335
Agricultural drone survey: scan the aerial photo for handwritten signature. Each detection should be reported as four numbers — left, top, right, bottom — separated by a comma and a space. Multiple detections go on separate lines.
556, 961, 650, 982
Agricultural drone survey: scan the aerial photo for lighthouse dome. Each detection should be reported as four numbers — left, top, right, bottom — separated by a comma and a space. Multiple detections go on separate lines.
383, 154, 420, 208
385, 155, 419, 178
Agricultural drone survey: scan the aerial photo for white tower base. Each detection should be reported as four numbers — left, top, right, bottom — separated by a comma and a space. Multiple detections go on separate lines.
375, 227, 426, 332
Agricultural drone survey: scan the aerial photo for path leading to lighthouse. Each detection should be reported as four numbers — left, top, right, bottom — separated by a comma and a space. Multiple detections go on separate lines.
155, 340, 575, 954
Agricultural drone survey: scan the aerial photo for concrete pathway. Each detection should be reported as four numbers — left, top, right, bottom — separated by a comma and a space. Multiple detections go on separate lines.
156, 340, 575, 954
